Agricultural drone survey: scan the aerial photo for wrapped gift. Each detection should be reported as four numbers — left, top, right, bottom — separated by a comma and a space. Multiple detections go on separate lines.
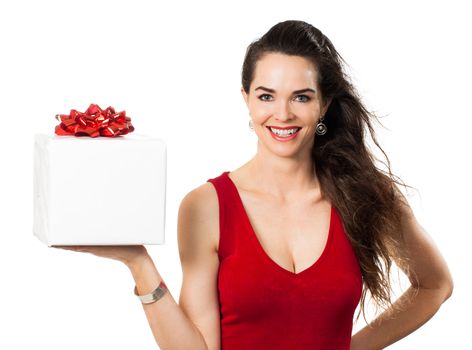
33, 105, 166, 246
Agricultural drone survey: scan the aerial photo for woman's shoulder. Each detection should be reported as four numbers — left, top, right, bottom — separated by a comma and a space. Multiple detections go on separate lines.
180, 181, 219, 215
178, 180, 220, 251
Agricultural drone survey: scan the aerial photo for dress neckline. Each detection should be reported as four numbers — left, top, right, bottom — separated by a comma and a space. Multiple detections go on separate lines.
223, 171, 334, 278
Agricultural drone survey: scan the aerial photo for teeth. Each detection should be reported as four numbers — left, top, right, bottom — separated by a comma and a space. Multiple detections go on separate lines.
269, 127, 300, 136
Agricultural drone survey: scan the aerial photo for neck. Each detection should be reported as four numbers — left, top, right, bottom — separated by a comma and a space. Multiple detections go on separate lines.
246, 141, 319, 201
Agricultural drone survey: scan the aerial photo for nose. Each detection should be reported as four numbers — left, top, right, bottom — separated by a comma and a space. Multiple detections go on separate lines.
274, 100, 294, 122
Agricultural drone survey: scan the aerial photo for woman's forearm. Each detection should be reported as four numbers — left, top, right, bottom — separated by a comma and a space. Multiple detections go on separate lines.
128, 253, 208, 350
350, 285, 452, 350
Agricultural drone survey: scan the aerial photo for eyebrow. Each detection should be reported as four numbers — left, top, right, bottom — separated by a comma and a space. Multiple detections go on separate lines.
254, 86, 316, 94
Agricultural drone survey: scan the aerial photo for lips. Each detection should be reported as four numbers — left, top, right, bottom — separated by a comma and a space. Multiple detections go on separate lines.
266, 126, 301, 141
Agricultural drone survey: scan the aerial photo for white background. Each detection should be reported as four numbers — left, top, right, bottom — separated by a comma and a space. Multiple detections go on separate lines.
0, 0, 470, 348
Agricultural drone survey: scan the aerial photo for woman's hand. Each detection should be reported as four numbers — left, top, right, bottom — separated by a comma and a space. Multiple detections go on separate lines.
53, 245, 149, 268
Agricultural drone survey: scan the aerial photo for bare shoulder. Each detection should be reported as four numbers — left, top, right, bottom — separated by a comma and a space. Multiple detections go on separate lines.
178, 182, 220, 253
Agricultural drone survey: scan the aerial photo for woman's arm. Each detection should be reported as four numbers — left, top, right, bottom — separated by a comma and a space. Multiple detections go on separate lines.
350, 196, 454, 350
55, 183, 222, 349
127, 252, 212, 350
130, 183, 222, 349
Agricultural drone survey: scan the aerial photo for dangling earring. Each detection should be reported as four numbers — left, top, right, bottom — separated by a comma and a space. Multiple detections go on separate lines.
315, 115, 327, 135
248, 119, 254, 131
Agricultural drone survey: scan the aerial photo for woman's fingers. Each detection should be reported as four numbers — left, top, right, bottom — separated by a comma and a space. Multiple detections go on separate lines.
53, 245, 101, 253
51, 245, 149, 266
53, 245, 87, 252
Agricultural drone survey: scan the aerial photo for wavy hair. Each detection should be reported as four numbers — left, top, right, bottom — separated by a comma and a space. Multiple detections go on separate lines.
241, 20, 418, 322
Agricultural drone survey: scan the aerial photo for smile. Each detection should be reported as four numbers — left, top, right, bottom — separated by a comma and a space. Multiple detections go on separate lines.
266, 126, 302, 141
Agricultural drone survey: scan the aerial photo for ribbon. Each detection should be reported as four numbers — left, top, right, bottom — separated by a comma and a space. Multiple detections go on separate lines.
55, 103, 135, 137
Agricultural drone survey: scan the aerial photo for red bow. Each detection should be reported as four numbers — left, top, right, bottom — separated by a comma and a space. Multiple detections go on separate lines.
55, 104, 135, 137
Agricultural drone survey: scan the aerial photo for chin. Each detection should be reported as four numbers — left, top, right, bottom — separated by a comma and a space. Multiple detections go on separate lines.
259, 142, 307, 159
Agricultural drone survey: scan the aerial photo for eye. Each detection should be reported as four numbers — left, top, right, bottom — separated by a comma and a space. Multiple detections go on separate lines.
258, 94, 273, 101
295, 95, 311, 102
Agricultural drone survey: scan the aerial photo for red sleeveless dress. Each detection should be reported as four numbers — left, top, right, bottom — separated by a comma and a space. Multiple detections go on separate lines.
207, 171, 363, 350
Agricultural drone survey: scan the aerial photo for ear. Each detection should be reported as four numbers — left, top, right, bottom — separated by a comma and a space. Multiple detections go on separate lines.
322, 96, 333, 116
241, 87, 249, 107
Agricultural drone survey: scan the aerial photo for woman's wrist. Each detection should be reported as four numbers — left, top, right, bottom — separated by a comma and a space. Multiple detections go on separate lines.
127, 250, 164, 296
125, 247, 152, 271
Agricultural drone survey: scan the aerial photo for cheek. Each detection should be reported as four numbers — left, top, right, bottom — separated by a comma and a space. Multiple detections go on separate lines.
249, 104, 272, 123
251, 102, 272, 115
293, 103, 318, 119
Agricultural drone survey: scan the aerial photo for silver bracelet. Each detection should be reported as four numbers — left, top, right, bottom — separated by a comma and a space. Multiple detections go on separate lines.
134, 280, 168, 304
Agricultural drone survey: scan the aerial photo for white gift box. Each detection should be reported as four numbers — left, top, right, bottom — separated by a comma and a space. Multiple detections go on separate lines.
33, 133, 166, 246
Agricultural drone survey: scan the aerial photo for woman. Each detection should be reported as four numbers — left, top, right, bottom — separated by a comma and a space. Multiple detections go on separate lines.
57, 20, 453, 349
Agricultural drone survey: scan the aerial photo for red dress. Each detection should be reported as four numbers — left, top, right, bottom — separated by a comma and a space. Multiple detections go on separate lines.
207, 171, 363, 350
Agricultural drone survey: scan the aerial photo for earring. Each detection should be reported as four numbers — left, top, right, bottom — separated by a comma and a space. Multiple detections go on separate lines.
249, 119, 254, 131
315, 115, 327, 135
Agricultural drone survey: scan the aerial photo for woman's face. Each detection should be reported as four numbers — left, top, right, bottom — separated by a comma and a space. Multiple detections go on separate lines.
241, 52, 330, 159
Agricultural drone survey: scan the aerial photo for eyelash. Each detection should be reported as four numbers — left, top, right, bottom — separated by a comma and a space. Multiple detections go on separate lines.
258, 94, 311, 102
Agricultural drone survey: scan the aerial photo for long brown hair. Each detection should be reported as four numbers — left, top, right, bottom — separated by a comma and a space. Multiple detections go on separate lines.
241, 20, 418, 321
